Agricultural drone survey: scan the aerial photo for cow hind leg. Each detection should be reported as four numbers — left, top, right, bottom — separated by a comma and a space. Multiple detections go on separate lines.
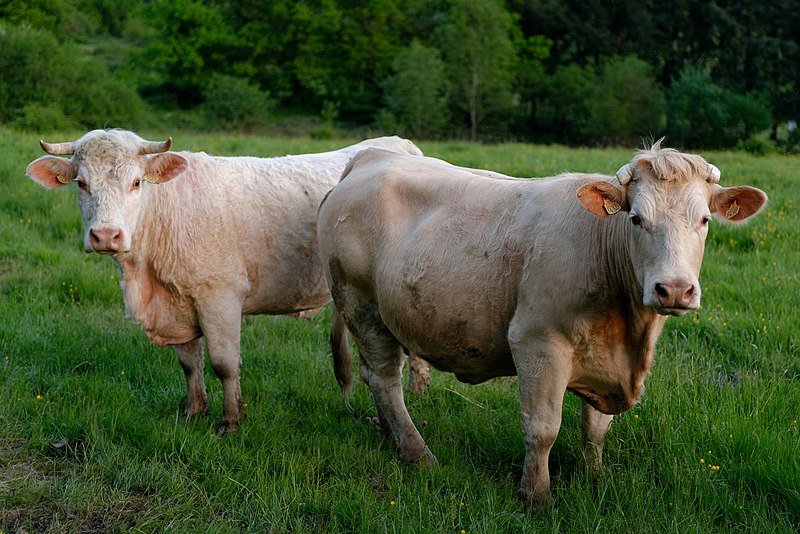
581, 401, 613, 469
174, 338, 208, 418
349, 304, 435, 464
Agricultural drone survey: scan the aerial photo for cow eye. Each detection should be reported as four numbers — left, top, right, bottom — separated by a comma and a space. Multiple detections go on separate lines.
76, 179, 90, 193
701, 215, 711, 226
132, 178, 141, 190
630, 214, 641, 226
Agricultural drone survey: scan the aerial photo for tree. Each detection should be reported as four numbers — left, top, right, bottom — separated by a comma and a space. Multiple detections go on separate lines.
383, 41, 450, 139
132, 0, 246, 108
667, 66, 771, 149
585, 56, 665, 146
439, 0, 518, 140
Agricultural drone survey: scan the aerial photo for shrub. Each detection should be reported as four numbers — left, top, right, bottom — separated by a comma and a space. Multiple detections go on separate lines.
383, 41, 450, 140
201, 74, 272, 131
585, 56, 666, 146
0, 23, 149, 130
736, 136, 775, 156
667, 66, 772, 149
535, 64, 596, 145
10, 103, 77, 132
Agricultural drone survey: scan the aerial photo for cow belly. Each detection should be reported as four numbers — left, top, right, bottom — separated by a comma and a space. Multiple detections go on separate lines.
381, 305, 516, 383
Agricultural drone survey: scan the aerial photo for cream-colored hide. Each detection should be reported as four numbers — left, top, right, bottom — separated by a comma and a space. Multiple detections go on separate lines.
318, 142, 767, 506
26, 129, 422, 433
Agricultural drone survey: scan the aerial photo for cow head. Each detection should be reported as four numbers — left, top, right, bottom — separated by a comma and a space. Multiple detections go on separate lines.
577, 141, 767, 316
26, 129, 188, 255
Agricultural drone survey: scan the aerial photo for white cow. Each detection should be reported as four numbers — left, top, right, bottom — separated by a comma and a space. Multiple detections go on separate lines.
317, 141, 767, 506
25, 129, 422, 432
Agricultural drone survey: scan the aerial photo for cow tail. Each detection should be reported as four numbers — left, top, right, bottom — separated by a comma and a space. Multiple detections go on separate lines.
330, 303, 353, 395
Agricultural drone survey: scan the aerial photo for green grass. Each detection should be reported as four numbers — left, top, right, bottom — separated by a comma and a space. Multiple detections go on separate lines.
1, 128, 798, 532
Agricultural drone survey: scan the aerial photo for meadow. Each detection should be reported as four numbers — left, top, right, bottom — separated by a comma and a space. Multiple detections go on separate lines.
0, 128, 797, 532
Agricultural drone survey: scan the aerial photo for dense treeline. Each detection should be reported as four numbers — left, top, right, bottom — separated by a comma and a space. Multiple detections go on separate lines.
1, 0, 798, 149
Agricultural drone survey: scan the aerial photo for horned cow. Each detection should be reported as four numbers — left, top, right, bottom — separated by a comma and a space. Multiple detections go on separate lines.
318, 142, 767, 506
26, 129, 422, 432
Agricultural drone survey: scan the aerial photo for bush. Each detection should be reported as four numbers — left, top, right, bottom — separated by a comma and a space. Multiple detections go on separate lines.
585, 56, 666, 146
736, 136, 775, 156
667, 66, 772, 149
535, 64, 596, 145
0, 23, 150, 130
201, 74, 272, 131
10, 103, 77, 132
383, 41, 450, 140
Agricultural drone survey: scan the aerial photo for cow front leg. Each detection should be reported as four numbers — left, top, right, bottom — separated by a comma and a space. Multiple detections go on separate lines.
197, 296, 244, 434
581, 401, 613, 469
358, 338, 435, 464
174, 338, 208, 418
511, 333, 572, 508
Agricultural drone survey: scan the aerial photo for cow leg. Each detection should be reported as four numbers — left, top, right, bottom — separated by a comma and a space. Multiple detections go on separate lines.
511, 335, 572, 508
406, 352, 431, 394
581, 401, 613, 468
174, 338, 208, 418
197, 296, 244, 434
356, 337, 435, 465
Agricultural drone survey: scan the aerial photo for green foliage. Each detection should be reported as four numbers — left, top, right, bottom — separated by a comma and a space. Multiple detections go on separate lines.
667, 67, 773, 149
383, 41, 450, 139
10, 103, 77, 132
1, 0, 798, 148
0, 23, 149, 130
585, 56, 666, 146
535, 63, 597, 145
133, 0, 247, 107
201, 74, 273, 131
439, 0, 518, 140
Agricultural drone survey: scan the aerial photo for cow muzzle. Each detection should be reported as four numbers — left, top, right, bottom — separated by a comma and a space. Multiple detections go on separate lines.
650, 278, 700, 316
88, 226, 128, 254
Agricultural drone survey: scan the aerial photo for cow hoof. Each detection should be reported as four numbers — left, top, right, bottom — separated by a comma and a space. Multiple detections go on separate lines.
519, 487, 554, 509
400, 446, 437, 466
216, 421, 238, 435
183, 404, 209, 420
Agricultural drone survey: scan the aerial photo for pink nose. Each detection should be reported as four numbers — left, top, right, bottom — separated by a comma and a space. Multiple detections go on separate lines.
654, 280, 696, 309
89, 227, 124, 252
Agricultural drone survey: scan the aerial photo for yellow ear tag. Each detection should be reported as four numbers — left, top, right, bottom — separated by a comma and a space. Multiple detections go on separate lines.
603, 197, 621, 215
142, 174, 159, 184
725, 201, 740, 220
56, 175, 71, 185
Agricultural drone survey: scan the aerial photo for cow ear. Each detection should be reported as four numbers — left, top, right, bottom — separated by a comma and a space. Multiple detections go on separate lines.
26, 156, 76, 189
577, 181, 627, 218
710, 185, 768, 223
143, 153, 188, 184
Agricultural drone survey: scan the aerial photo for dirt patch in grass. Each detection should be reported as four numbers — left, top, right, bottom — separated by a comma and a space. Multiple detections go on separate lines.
0, 435, 151, 533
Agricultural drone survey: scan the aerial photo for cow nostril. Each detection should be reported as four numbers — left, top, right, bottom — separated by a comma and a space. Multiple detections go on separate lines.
655, 283, 669, 300
89, 229, 101, 244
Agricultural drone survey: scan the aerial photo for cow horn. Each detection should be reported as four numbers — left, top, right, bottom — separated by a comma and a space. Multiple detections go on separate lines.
615, 163, 634, 185
707, 164, 721, 183
40, 139, 75, 155
139, 137, 173, 155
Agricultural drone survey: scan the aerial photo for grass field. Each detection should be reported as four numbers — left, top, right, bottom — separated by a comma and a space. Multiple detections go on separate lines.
0, 128, 798, 532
